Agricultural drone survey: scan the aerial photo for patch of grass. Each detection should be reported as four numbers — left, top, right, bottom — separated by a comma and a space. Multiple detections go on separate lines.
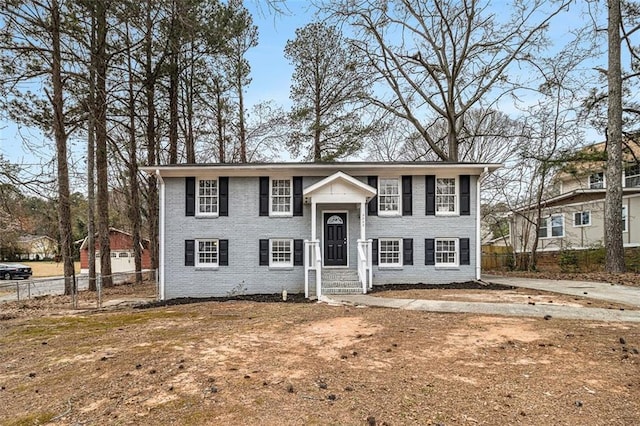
5, 411, 55, 426
2, 309, 191, 342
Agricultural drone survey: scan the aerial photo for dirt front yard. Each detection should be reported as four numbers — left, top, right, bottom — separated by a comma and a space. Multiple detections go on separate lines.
1, 284, 640, 425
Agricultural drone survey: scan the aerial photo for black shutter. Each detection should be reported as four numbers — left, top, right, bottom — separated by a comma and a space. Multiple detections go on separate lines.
219, 177, 229, 216
371, 238, 378, 265
460, 175, 470, 216
293, 177, 303, 216
259, 177, 269, 216
294, 239, 304, 266
425, 238, 435, 265
259, 239, 269, 265
402, 176, 412, 216
185, 240, 195, 266
367, 176, 378, 216
460, 238, 470, 265
425, 175, 435, 215
219, 239, 228, 266
403, 238, 413, 265
185, 177, 196, 216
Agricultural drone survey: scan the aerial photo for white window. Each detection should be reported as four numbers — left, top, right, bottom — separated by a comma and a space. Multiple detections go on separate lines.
196, 239, 218, 267
538, 214, 564, 238
625, 164, 640, 187
435, 239, 458, 267
270, 179, 292, 216
573, 211, 591, 227
622, 205, 628, 233
378, 178, 401, 215
270, 239, 293, 267
379, 238, 402, 267
436, 178, 457, 214
198, 179, 218, 216
589, 172, 604, 189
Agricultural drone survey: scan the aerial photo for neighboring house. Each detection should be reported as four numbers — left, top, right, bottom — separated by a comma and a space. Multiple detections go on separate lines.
16, 235, 57, 260
143, 162, 500, 300
511, 142, 640, 254
78, 228, 152, 274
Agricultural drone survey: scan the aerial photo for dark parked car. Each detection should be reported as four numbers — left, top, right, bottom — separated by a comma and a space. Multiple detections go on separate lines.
0, 263, 33, 280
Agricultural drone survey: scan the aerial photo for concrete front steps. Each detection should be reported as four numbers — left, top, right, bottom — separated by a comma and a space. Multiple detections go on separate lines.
321, 269, 363, 295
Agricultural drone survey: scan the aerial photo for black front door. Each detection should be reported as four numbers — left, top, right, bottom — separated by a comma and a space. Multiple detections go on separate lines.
324, 213, 347, 266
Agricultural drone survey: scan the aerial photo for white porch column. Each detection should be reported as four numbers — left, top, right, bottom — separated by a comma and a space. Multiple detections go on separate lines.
360, 201, 366, 240
311, 199, 317, 240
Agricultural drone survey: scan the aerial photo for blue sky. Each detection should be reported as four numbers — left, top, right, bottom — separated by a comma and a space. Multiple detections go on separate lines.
0, 1, 608, 168
0, 1, 313, 167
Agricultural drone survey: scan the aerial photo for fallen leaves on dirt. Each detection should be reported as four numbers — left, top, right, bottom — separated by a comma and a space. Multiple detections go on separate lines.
1, 296, 640, 425
488, 271, 640, 287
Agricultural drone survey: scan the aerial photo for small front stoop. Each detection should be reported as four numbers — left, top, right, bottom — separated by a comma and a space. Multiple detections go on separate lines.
321, 269, 362, 295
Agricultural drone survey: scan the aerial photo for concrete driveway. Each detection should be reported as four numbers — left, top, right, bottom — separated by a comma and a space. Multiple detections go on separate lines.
329, 275, 640, 322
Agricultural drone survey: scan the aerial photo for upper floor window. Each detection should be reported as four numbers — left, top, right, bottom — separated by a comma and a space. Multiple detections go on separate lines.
625, 164, 640, 187
435, 238, 458, 267
436, 178, 457, 214
270, 179, 292, 216
574, 211, 591, 227
538, 214, 564, 238
197, 239, 218, 267
589, 172, 604, 189
378, 178, 401, 215
198, 179, 218, 216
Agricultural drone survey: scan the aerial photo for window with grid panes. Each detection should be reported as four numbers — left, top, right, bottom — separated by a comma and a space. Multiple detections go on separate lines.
198, 179, 218, 215
197, 239, 218, 267
378, 179, 400, 214
435, 239, 457, 266
270, 179, 292, 215
270, 239, 293, 267
436, 178, 456, 213
379, 238, 402, 266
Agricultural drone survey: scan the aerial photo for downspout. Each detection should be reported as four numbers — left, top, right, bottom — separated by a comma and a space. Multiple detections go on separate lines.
156, 169, 166, 300
476, 167, 488, 280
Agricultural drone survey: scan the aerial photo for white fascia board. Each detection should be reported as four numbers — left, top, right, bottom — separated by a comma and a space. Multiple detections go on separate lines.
140, 162, 502, 179
303, 171, 376, 197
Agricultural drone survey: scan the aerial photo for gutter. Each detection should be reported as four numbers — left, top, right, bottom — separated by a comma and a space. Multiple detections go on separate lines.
476, 167, 488, 280
156, 169, 166, 301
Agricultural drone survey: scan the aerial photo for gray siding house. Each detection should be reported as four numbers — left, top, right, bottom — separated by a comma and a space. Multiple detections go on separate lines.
144, 162, 499, 300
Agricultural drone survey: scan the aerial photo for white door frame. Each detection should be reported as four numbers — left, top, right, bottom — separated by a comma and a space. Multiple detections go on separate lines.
321, 210, 349, 268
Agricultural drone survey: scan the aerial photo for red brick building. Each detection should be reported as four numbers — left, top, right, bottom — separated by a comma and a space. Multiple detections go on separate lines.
79, 228, 152, 273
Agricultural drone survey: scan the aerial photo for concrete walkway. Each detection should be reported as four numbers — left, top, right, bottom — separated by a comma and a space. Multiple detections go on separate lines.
329, 275, 640, 323
483, 274, 640, 308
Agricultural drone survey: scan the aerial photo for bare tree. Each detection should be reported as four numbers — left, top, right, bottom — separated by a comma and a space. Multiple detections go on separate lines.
0, 0, 76, 293
324, 0, 572, 161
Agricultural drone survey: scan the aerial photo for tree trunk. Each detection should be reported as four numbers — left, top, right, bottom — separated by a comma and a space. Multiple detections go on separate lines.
87, 9, 97, 292
145, 0, 159, 271
168, 0, 180, 164
125, 22, 143, 285
51, 0, 75, 295
238, 70, 247, 163
214, 78, 226, 163
95, 0, 113, 287
605, 0, 625, 273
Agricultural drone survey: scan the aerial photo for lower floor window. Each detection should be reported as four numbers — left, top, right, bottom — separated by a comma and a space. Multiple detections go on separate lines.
573, 211, 590, 227
270, 239, 293, 267
435, 239, 457, 266
379, 238, 402, 266
197, 239, 218, 267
